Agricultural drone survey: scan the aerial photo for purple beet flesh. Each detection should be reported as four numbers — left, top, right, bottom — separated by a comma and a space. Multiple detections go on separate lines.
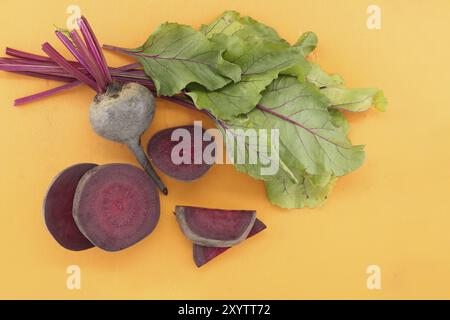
193, 219, 267, 267
73, 164, 160, 252
175, 206, 256, 247
147, 125, 214, 181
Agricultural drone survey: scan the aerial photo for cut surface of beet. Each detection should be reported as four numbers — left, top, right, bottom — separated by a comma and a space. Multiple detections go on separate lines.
73, 164, 160, 252
147, 125, 214, 181
43, 163, 97, 251
175, 206, 256, 247
193, 219, 267, 267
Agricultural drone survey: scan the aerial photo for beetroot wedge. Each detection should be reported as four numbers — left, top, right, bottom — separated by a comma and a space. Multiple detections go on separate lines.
43, 163, 97, 251
193, 219, 267, 267
147, 125, 215, 181
175, 206, 256, 247
73, 164, 160, 252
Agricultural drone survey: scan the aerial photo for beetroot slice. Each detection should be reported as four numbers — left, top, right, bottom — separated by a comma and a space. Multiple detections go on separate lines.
73, 164, 160, 252
147, 125, 214, 181
43, 163, 97, 251
175, 206, 256, 247
193, 219, 267, 267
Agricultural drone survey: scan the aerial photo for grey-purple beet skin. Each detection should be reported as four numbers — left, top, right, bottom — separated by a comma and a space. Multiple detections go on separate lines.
43, 163, 97, 251
89, 82, 168, 195
193, 219, 267, 267
175, 206, 257, 248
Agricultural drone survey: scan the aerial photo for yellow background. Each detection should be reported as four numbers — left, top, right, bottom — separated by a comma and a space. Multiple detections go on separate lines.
0, 0, 449, 299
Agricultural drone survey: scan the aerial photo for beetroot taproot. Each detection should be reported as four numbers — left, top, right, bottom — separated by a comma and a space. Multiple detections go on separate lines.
147, 125, 215, 181
43, 163, 97, 251
175, 206, 256, 247
193, 219, 267, 267
89, 82, 167, 195
73, 164, 160, 252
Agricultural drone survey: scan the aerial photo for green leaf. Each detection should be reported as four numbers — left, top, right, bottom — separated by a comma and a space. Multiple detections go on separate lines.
118, 23, 242, 96
249, 76, 365, 176
201, 10, 288, 46
306, 62, 344, 88
263, 111, 342, 209
188, 11, 309, 120
188, 44, 306, 120
216, 118, 298, 183
214, 75, 364, 209
294, 31, 318, 57
306, 62, 387, 112
217, 120, 338, 209
323, 87, 388, 112
261, 109, 345, 208
328, 108, 350, 134
265, 171, 337, 209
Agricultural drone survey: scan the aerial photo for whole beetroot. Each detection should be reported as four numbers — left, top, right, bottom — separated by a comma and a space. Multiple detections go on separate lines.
89, 82, 167, 194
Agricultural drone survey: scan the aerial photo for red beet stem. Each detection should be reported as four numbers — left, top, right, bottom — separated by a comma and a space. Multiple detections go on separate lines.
5, 47, 52, 62
102, 44, 132, 55
14, 81, 80, 106
50, 17, 113, 93
68, 30, 105, 92
114, 63, 141, 71
13, 71, 74, 82
55, 31, 90, 71
37, 16, 115, 94
0, 63, 70, 74
0, 55, 88, 74
0, 57, 50, 66
41, 42, 97, 90
8, 63, 153, 105
78, 16, 112, 84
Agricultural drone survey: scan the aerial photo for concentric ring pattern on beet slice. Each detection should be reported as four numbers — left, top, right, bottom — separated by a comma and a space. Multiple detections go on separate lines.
73, 164, 160, 252
193, 219, 267, 267
43, 163, 97, 251
175, 206, 256, 247
147, 125, 215, 181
